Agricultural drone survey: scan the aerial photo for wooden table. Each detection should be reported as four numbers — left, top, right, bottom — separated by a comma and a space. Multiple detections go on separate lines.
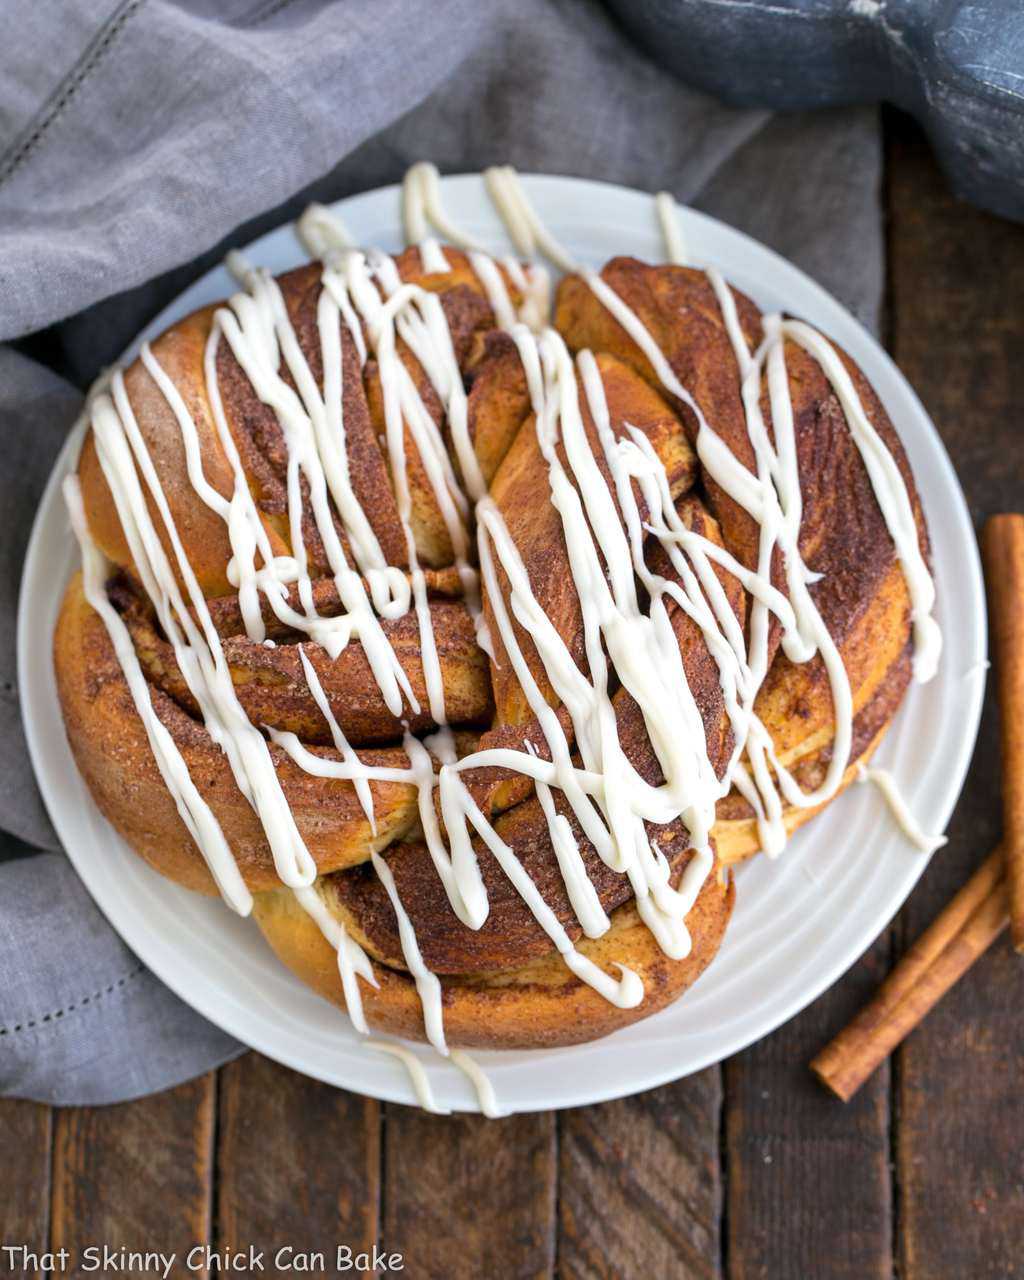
2, 112, 1022, 1280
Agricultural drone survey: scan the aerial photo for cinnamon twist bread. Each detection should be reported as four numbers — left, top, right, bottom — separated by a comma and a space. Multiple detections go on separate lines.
54, 167, 938, 1074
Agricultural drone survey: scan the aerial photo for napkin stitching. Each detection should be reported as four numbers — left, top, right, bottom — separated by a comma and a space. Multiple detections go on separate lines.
0, 0, 146, 190
0, 962, 146, 1036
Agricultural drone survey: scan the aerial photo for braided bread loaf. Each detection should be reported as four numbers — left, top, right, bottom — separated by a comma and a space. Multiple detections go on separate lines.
54, 174, 935, 1067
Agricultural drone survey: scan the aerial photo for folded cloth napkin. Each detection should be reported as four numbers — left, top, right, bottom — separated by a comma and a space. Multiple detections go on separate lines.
0, 0, 882, 1104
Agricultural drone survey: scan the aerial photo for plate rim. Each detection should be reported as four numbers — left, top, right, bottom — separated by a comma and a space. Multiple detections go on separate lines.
18, 170, 987, 1112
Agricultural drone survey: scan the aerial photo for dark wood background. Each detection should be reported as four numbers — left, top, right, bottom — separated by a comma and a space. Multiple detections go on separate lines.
2, 112, 1022, 1280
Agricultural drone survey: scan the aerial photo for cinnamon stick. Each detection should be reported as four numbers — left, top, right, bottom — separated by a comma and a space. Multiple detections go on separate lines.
981, 514, 1024, 951
810, 850, 1007, 1100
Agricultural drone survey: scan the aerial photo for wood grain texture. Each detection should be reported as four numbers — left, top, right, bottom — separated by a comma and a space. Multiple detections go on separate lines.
725, 944, 894, 1280
558, 1069, 721, 1280
216, 1053, 380, 1271
50, 1074, 214, 1279
382, 1106, 555, 1279
0, 1100, 52, 1278
886, 110, 1024, 1280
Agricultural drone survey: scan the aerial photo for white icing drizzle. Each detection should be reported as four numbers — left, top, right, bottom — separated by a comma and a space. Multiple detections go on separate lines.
450, 330, 719, 965
526, 741, 610, 939
402, 163, 451, 274
365, 1040, 452, 1114
296, 202, 355, 257
293, 884, 378, 1036
187, 261, 417, 718
778, 319, 942, 683
298, 647, 376, 832
655, 191, 688, 266
857, 763, 948, 854
64, 161, 943, 1117
370, 850, 448, 1054
87, 368, 321, 890
64, 472, 252, 915
399, 160, 550, 335
449, 1050, 506, 1117
483, 166, 578, 273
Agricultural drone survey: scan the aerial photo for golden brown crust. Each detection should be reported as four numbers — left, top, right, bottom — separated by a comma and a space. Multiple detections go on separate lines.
252, 868, 735, 1049
557, 260, 772, 597
555, 257, 930, 641
54, 573, 422, 893
78, 307, 291, 597
332, 810, 698, 975
119, 584, 492, 744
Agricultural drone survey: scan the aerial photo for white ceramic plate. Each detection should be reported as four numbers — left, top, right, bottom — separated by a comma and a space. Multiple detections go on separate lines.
20, 173, 986, 1114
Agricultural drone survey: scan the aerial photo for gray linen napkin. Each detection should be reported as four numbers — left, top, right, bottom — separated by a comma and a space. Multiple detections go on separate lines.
0, 0, 881, 1104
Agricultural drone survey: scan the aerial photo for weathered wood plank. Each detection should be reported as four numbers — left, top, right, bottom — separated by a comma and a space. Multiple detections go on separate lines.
724, 953, 894, 1280
887, 109, 1024, 1280
383, 1106, 555, 1279
0, 1100, 52, 1279
215, 1053, 380, 1275
50, 1075, 214, 1279
559, 1069, 722, 1280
